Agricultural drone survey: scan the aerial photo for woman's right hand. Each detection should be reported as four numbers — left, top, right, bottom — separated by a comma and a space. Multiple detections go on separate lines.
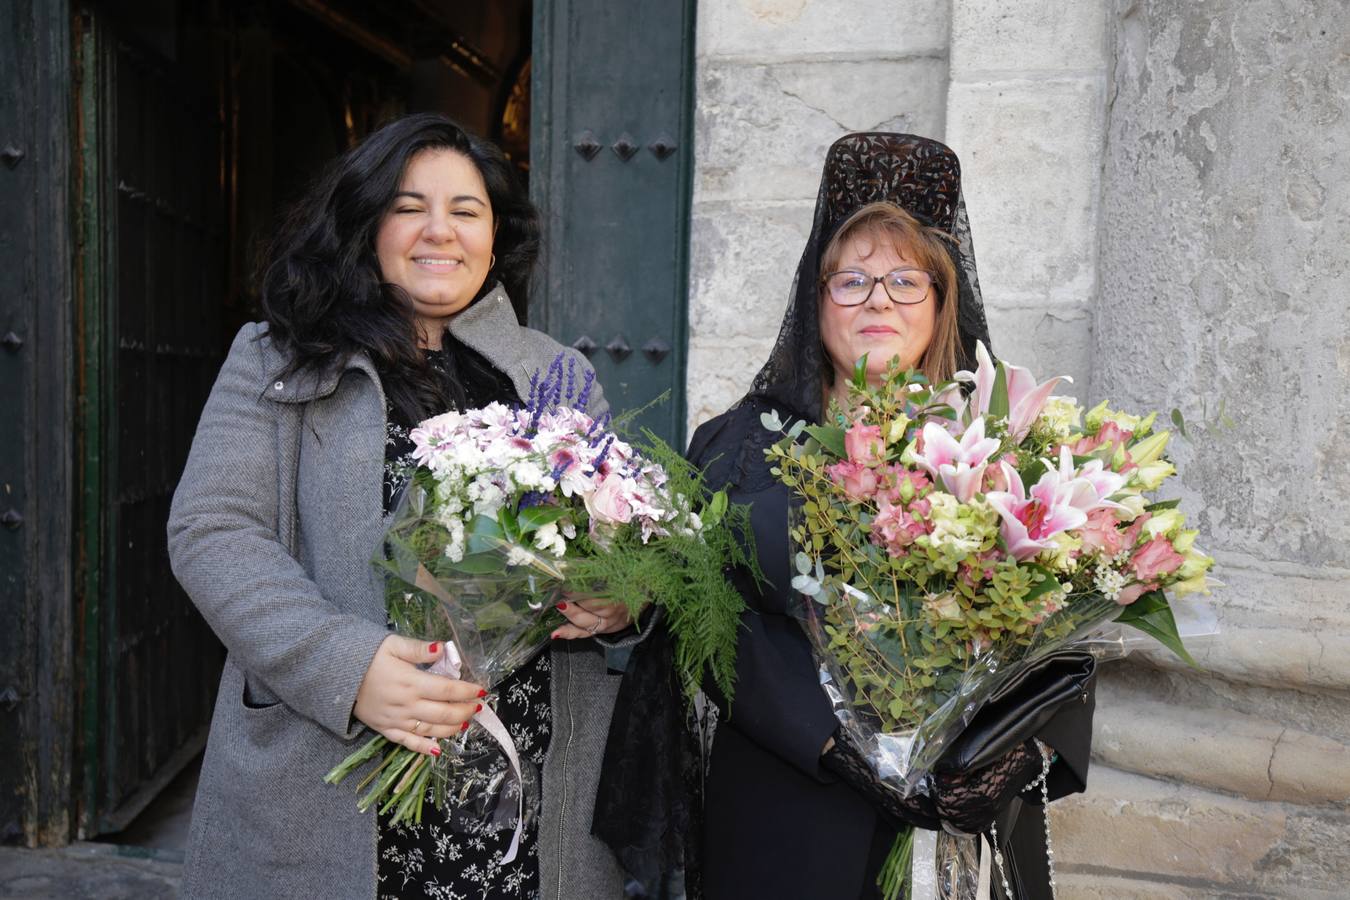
353, 635, 486, 755
934, 740, 1044, 834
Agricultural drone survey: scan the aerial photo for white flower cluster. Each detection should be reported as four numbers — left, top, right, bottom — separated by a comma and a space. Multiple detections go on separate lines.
408, 402, 686, 561
1092, 563, 1128, 601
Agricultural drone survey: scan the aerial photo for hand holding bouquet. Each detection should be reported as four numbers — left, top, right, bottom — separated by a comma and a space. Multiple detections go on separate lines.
326, 355, 751, 856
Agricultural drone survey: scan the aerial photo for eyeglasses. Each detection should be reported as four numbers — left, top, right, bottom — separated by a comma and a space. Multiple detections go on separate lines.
821, 268, 934, 306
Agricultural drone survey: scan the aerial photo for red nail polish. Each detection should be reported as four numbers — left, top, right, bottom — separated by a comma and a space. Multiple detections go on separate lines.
476, 689, 487, 699
550, 631, 561, 640
430, 745, 442, 757
474, 703, 483, 713
460, 721, 469, 732
556, 601, 568, 611
428, 642, 439, 654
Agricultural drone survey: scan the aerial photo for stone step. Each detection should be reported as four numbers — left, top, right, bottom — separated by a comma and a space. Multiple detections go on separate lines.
1091, 670, 1350, 807
1047, 766, 1349, 897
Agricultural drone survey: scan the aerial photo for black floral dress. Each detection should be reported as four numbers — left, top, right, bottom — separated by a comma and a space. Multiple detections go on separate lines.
377, 347, 553, 900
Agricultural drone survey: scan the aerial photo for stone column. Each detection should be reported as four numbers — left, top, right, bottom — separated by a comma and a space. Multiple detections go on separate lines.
685, 0, 950, 432
1054, 1, 1350, 896
943, 0, 1111, 391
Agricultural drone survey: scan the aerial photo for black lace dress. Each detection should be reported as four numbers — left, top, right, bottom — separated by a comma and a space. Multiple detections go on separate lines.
376, 346, 552, 900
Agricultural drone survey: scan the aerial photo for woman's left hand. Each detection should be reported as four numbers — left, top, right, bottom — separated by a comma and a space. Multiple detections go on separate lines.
551, 592, 634, 640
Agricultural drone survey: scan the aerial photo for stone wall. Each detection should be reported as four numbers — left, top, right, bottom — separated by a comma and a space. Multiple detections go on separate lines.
1054, 0, 1350, 896
685, 0, 950, 431
943, 0, 1109, 392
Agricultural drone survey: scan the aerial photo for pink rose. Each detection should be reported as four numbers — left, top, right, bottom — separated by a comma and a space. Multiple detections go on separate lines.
826, 460, 880, 501
870, 498, 928, 557
1121, 512, 1152, 549
1129, 536, 1185, 583
584, 475, 633, 525
1079, 508, 1126, 556
879, 465, 931, 504
1072, 420, 1132, 457
844, 422, 885, 467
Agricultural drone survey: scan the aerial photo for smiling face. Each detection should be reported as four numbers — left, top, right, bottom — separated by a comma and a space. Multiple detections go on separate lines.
375, 149, 495, 344
818, 227, 937, 392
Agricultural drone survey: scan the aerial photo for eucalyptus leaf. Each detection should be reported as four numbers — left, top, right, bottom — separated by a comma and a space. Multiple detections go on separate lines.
760, 410, 784, 431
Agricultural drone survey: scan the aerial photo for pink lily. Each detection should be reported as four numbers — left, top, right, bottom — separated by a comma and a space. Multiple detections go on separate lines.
985, 463, 1089, 561
955, 342, 1068, 442
1050, 446, 1129, 512
911, 418, 1000, 502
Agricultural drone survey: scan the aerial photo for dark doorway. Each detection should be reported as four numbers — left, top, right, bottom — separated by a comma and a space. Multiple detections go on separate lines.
70, 0, 532, 840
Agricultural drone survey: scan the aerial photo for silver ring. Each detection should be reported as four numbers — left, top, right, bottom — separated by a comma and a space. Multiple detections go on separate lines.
587, 620, 600, 636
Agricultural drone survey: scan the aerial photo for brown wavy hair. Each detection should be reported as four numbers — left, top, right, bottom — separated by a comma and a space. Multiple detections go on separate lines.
819, 201, 962, 384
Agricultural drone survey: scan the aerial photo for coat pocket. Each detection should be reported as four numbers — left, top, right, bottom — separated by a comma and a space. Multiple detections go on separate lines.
241, 673, 282, 711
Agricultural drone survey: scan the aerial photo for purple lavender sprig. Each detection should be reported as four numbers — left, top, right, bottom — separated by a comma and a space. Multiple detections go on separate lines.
576, 369, 596, 412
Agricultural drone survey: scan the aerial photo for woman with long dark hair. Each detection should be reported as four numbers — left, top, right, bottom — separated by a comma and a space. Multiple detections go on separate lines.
169, 113, 634, 899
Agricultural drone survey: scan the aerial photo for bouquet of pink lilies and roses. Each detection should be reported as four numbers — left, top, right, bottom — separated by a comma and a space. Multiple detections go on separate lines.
766, 343, 1216, 899
325, 354, 750, 862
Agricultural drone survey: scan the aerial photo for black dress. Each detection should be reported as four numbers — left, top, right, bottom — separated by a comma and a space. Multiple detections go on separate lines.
376, 346, 552, 900
688, 400, 1097, 900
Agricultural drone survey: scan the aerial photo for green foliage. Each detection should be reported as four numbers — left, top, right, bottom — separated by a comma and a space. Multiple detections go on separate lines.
559, 429, 757, 702
1115, 589, 1199, 667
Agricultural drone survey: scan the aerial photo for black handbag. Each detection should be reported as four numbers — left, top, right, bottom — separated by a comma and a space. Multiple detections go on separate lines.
935, 650, 1097, 774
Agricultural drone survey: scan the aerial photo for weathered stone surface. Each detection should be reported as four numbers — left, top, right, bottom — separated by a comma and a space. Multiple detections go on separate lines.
686, 337, 778, 431
1094, 0, 1350, 566
950, 0, 1107, 75
685, 200, 812, 428
984, 305, 1094, 400
945, 77, 1106, 309
697, 0, 948, 60
1092, 670, 1350, 806
687, 201, 811, 342
1052, 766, 1350, 896
695, 57, 947, 204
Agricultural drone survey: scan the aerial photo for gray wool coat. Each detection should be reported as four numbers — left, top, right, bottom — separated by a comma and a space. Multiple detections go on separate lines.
167, 286, 631, 900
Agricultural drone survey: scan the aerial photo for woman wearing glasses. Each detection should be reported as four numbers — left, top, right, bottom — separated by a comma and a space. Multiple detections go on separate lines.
683, 134, 1097, 899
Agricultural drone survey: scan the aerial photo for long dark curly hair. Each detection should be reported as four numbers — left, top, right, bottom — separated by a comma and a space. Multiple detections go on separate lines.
258, 113, 538, 422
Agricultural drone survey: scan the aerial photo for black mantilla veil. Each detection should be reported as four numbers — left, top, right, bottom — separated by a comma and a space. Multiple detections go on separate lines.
751, 132, 991, 426
592, 133, 992, 898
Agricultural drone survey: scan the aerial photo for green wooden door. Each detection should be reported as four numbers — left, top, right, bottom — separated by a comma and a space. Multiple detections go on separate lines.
531, 0, 695, 446
73, 3, 228, 836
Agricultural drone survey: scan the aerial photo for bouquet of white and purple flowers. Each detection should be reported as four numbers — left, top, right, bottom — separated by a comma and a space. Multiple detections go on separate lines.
767, 343, 1217, 898
326, 355, 751, 857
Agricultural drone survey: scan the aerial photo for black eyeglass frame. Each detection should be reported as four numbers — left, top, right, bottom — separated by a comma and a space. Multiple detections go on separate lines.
819, 267, 936, 307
